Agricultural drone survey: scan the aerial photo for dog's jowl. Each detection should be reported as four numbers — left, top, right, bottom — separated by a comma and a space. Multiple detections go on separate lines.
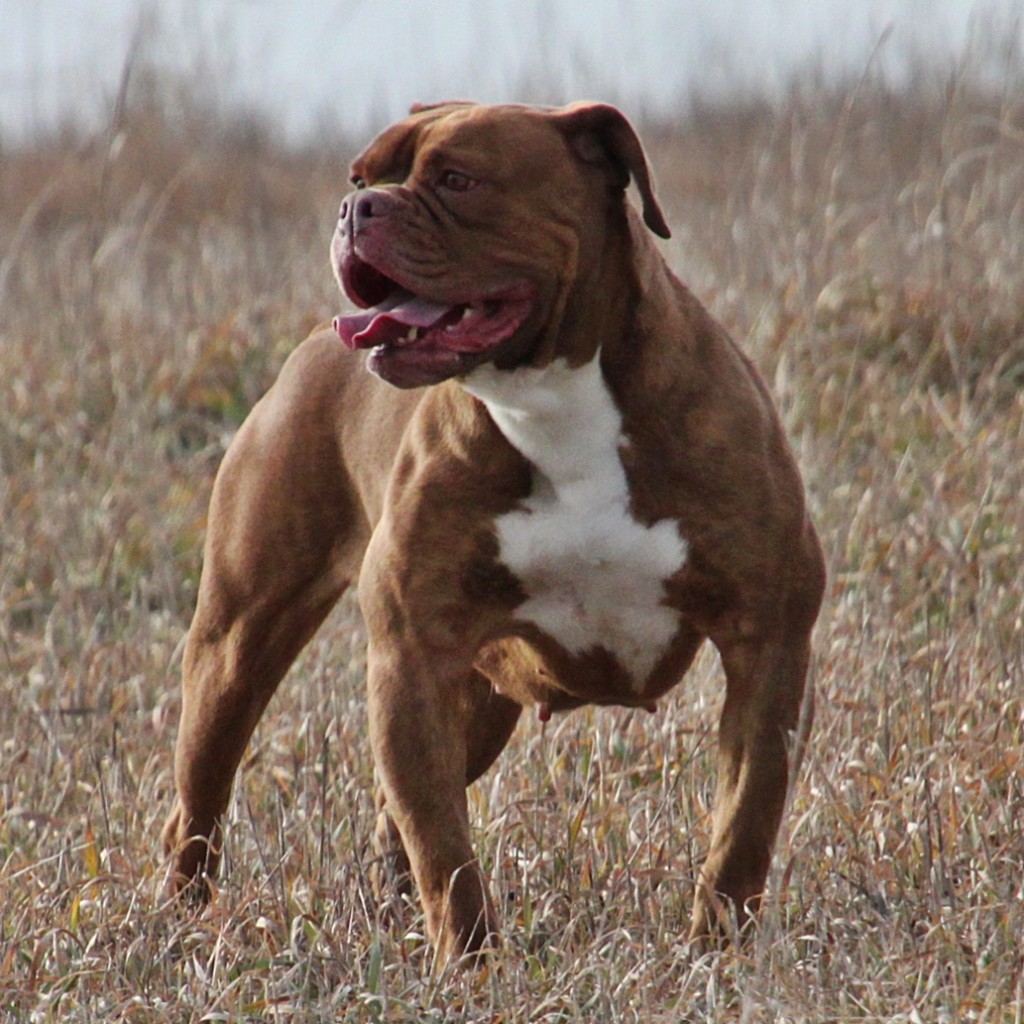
162, 100, 826, 963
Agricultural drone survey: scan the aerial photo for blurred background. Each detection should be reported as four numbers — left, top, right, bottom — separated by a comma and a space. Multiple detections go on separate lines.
2, 0, 1021, 145
2, 3, 1023, 1019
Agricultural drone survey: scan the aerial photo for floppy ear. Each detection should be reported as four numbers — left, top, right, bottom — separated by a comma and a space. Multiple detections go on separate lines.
409, 100, 474, 115
547, 102, 671, 239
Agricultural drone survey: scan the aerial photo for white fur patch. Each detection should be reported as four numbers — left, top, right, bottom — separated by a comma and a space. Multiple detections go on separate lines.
462, 356, 687, 688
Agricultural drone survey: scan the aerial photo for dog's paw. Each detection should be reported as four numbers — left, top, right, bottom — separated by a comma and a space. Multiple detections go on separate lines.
689, 885, 760, 949
161, 801, 220, 903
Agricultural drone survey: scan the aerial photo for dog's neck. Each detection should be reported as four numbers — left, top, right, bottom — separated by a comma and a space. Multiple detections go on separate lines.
522, 203, 641, 372
461, 354, 623, 503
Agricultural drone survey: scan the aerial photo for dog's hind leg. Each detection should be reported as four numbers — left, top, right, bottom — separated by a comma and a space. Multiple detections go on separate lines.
162, 336, 367, 898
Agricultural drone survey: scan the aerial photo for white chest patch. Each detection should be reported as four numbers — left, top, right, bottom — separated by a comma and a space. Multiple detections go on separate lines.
462, 355, 688, 688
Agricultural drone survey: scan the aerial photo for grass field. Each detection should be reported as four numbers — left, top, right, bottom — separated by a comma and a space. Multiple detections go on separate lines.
1, 55, 1023, 1023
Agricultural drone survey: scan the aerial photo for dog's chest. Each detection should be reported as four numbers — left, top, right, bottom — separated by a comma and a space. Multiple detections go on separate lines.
462, 357, 688, 687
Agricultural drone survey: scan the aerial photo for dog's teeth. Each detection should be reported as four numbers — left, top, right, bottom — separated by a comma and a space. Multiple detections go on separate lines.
460, 307, 472, 321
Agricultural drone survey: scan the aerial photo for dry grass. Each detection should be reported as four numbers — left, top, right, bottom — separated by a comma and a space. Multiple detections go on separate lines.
1, 55, 1023, 1023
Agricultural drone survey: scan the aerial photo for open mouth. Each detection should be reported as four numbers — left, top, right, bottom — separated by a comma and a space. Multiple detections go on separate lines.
333, 255, 536, 386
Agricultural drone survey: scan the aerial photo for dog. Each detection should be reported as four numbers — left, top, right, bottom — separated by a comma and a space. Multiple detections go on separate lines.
162, 100, 825, 963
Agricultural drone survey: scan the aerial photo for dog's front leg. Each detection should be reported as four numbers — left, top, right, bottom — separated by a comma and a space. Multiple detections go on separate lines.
690, 618, 816, 942
357, 521, 507, 964
365, 640, 500, 962
689, 521, 825, 942
372, 666, 521, 905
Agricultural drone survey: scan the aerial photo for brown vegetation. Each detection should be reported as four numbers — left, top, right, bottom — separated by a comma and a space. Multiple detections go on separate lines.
1, 58, 1022, 1021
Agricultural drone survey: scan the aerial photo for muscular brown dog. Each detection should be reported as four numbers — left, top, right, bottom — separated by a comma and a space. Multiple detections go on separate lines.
162, 101, 825, 962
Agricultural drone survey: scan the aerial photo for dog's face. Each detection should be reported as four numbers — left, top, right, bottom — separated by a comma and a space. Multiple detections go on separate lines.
331, 101, 669, 388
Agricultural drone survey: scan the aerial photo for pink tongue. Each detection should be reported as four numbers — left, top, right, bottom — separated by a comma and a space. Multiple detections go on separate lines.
333, 291, 453, 350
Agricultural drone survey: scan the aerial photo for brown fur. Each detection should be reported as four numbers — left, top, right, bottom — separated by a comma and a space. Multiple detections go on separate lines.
162, 101, 825, 963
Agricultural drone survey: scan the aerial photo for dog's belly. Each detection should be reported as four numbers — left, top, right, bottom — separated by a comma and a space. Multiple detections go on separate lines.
463, 355, 688, 690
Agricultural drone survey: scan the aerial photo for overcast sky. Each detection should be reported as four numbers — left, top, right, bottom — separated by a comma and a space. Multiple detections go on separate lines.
1, 0, 1020, 143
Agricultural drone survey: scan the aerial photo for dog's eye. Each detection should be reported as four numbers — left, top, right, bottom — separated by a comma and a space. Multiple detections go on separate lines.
350, 175, 367, 190
438, 170, 478, 192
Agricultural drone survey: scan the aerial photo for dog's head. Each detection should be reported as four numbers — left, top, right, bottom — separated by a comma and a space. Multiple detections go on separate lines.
331, 101, 669, 388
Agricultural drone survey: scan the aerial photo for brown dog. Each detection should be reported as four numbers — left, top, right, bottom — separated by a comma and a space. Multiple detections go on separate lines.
162, 101, 825, 962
